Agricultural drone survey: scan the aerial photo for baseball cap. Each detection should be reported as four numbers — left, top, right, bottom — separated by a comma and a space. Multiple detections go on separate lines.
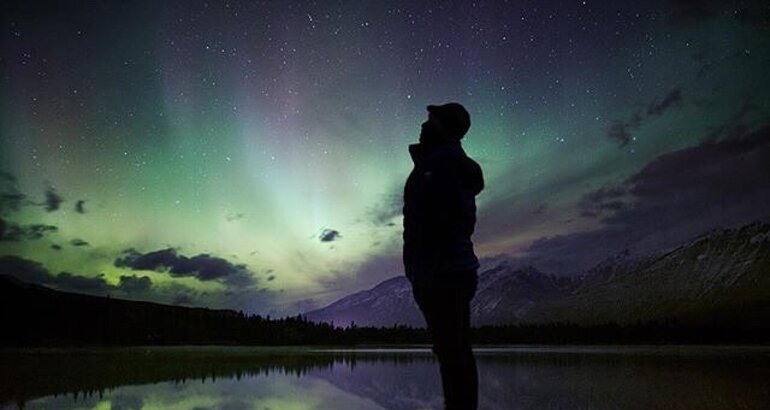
427, 102, 471, 140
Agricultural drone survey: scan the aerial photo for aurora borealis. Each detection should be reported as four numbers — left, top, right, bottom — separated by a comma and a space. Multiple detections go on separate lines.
2, 0, 769, 315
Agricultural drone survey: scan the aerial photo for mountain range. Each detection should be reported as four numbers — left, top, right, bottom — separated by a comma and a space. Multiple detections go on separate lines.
304, 220, 770, 328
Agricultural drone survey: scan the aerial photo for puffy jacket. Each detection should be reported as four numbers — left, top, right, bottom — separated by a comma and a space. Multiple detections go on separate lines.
402, 140, 484, 286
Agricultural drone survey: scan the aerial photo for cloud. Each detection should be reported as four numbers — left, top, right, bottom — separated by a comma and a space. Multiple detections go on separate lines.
607, 89, 683, 147
44, 186, 63, 212
578, 185, 629, 218
0, 255, 277, 313
522, 123, 770, 275
75, 200, 86, 214
0, 255, 52, 284
114, 248, 257, 286
55, 272, 109, 293
225, 212, 244, 222
118, 274, 152, 293
0, 255, 111, 294
70, 238, 89, 247
0, 171, 25, 215
607, 115, 641, 147
26, 224, 59, 239
0, 218, 8, 240
172, 294, 194, 306
702, 99, 757, 143
367, 191, 403, 226
0, 173, 58, 242
319, 228, 341, 242
0, 218, 58, 242
646, 89, 682, 117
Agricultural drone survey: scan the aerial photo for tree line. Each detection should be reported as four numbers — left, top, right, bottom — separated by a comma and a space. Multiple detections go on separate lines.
2, 275, 767, 346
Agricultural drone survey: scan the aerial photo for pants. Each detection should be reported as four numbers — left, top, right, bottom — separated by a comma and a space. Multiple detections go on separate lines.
411, 272, 478, 410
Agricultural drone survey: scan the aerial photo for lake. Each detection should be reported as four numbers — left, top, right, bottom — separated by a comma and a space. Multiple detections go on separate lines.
1, 345, 769, 409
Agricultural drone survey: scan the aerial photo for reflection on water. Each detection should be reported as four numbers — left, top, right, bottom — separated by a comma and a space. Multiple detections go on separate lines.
1, 346, 769, 409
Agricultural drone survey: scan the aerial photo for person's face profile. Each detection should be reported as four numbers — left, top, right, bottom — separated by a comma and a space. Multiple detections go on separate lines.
419, 113, 442, 144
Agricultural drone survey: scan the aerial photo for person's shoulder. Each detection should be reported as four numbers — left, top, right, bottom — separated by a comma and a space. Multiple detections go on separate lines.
452, 146, 481, 173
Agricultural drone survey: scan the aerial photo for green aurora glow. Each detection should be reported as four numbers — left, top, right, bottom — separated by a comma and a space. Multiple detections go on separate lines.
2, 0, 769, 314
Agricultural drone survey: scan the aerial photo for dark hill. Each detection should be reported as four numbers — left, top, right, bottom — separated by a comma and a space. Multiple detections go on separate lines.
0, 274, 330, 346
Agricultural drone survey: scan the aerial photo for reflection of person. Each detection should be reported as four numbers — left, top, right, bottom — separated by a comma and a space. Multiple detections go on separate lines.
403, 102, 484, 410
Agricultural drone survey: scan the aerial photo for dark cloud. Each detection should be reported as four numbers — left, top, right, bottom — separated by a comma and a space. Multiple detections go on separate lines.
0, 218, 58, 242
55, 272, 109, 293
1, 173, 58, 242
599, 201, 625, 212
607, 113, 642, 147
0, 192, 26, 214
118, 275, 152, 293
607, 89, 683, 147
0, 255, 52, 284
70, 238, 89, 247
44, 186, 63, 212
578, 185, 629, 219
646, 89, 682, 117
581, 185, 626, 204
367, 191, 403, 226
75, 200, 86, 214
0, 171, 25, 215
225, 213, 244, 222
114, 248, 176, 271
607, 123, 631, 147
27, 224, 59, 239
172, 294, 194, 306
524, 123, 770, 275
114, 248, 256, 286
319, 228, 341, 242
702, 99, 757, 143
0, 256, 109, 294
0, 255, 275, 313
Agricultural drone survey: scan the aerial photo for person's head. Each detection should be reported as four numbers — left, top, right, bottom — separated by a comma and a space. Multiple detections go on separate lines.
419, 102, 471, 144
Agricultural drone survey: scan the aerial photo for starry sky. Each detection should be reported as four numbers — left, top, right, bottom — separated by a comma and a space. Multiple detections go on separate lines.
1, 0, 769, 315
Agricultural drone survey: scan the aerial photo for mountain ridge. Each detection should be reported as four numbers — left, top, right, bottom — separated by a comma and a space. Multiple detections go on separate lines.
304, 220, 770, 327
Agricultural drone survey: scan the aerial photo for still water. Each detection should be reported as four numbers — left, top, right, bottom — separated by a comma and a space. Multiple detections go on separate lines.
1, 345, 769, 409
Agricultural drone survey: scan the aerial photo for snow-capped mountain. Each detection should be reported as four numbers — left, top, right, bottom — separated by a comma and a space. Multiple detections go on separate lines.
304, 220, 770, 327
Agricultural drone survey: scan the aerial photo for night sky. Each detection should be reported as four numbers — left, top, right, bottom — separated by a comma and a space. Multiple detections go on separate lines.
1, 0, 769, 315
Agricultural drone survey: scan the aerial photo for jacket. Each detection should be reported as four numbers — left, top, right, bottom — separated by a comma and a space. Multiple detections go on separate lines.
402, 139, 484, 286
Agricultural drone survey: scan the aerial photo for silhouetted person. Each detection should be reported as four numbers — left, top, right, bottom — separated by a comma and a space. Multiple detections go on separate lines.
403, 102, 484, 410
